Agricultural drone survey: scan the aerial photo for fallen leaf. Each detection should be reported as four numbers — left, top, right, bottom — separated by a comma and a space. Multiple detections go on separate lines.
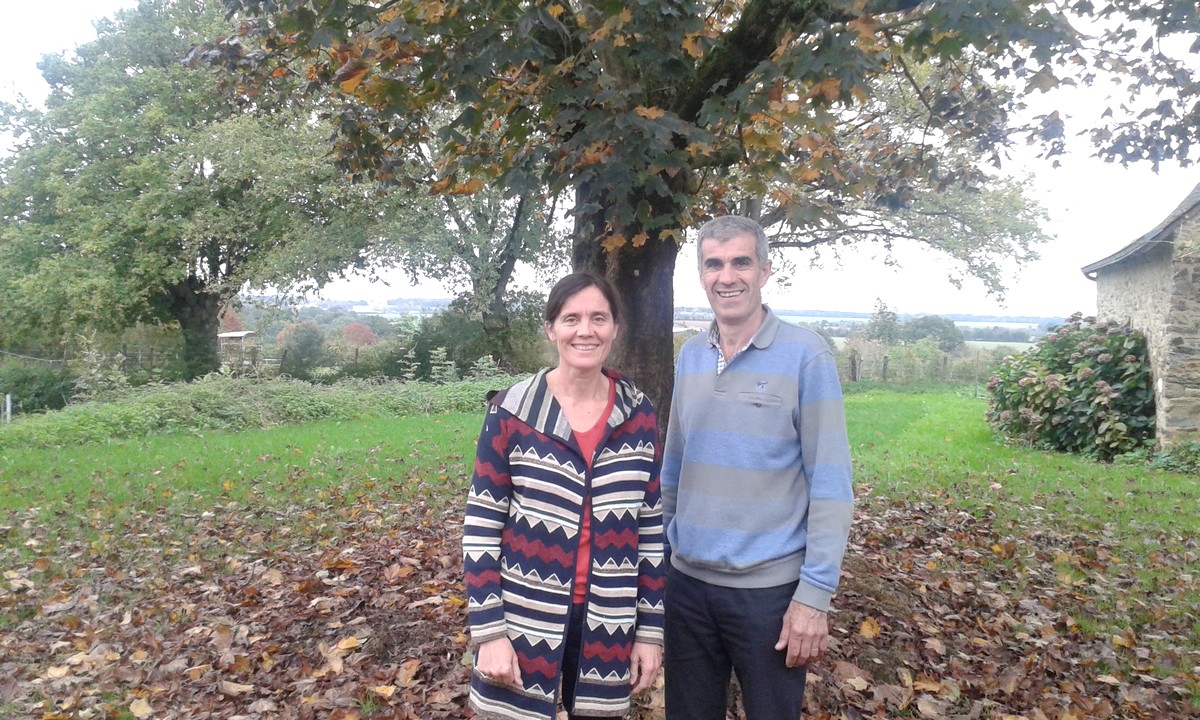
859, 617, 881, 639
398, 658, 421, 687
220, 680, 254, 695
129, 698, 153, 719
916, 694, 950, 718
384, 563, 414, 582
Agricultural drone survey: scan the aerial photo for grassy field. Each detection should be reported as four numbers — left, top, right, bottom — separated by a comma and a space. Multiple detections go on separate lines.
2, 386, 1197, 718
845, 385, 1197, 535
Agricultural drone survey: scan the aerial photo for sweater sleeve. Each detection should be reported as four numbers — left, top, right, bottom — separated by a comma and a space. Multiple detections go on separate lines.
659, 354, 686, 558
793, 350, 855, 612
634, 410, 666, 645
462, 408, 512, 645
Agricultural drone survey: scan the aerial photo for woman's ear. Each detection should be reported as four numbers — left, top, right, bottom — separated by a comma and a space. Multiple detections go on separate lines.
544, 321, 554, 341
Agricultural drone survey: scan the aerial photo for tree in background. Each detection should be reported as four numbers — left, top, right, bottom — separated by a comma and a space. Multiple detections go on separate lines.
902, 315, 964, 353
865, 299, 901, 346
375, 185, 568, 362
219, 308, 245, 334
342, 322, 379, 348
407, 291, 549, 380
276, 321, 326, 379
196, 0, 1196, 417
0, 0, 392, 378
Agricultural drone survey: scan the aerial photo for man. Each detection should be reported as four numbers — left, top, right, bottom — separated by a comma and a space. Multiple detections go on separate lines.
661, 215, 853, 719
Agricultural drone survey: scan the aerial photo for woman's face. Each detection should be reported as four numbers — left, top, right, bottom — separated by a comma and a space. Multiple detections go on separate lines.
545, 286, 617, 374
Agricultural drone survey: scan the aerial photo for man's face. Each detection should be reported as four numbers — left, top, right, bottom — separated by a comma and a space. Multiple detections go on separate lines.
699, 232, 771, 328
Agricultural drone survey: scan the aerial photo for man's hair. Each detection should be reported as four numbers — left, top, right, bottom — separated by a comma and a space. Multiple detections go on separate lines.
695, 215, 770, 270
544, 271, 622, 325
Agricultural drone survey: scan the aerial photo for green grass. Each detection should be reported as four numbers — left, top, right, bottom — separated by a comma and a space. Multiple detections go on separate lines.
6, 385, 1196, 558
846, 387, 1200, 539
0, 413, 480, 554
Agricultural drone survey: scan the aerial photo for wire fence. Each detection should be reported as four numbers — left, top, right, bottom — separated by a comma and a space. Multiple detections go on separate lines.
1, 346, 184, 372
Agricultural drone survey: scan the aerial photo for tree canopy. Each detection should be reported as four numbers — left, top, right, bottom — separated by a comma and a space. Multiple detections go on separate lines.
194, 0, 1197, 415
0, 0, 393, 377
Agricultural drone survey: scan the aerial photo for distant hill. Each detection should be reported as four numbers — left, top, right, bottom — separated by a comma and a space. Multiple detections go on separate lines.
674, 306, 1063, 327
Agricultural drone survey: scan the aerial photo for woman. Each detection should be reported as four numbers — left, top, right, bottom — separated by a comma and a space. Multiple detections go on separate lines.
463, 272, 665, 720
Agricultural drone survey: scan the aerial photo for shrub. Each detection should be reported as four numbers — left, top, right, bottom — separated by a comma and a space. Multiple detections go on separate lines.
70, 333, 131, 402
986, 314, 1154, 460
0, 360, 76, 414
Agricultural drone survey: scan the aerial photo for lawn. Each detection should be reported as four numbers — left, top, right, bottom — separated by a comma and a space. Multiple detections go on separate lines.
1, 387, 1197, 719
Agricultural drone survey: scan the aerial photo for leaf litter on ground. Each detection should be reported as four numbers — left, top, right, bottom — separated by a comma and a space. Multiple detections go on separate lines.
2, 483, 1197, 719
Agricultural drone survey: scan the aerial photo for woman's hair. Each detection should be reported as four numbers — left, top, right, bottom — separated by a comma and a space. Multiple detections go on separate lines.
544, 271, 621, 325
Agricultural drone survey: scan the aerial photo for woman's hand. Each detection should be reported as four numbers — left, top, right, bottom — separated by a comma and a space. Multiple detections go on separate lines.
474, 637, 523, 687
629, 641, 662, 694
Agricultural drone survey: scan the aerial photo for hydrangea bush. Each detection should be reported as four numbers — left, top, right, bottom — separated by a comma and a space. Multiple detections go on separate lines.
986, 313, 1155, 460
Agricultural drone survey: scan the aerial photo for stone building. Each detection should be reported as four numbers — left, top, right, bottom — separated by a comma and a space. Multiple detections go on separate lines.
1081, 182, 1200, 445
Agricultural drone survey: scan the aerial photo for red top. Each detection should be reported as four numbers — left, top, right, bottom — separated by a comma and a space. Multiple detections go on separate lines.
572, 378, 616, 604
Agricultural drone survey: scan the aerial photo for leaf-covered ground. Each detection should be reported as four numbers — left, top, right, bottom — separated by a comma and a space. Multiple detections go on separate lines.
2, 489, 1197, 719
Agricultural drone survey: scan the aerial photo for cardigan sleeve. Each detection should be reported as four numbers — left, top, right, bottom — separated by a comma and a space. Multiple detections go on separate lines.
634, 408, 666, 645
463, 407, 513, 646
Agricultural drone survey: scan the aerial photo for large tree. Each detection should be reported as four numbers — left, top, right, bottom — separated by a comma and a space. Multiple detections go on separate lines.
201, 0, 1197, 416
0, 0, 391, 377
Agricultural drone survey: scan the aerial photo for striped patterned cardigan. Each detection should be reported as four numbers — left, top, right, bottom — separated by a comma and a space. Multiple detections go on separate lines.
463, 368, 665, 720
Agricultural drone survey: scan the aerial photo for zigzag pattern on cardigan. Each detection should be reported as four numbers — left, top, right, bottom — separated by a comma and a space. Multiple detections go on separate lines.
463, 368, 665, 720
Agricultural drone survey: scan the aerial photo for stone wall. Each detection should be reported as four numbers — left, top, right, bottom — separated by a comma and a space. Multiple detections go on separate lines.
1095, 215, 1200, 445
1160, 216, 1200, 443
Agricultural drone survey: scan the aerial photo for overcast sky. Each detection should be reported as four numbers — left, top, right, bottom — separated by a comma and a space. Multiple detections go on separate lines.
5, 1, 1199, 319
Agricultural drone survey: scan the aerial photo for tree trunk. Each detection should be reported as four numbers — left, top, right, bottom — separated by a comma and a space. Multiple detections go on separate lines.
168, 277, 222, 379
481, 299, 517, 367
573, 202, 680, 436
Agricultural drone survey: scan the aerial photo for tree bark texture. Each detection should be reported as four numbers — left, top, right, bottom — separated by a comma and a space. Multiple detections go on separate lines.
573, 200, 680, 437
168, 278, 222, 379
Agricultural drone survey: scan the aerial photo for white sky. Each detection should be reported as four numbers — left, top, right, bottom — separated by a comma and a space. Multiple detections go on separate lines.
5, 1, 1199, 320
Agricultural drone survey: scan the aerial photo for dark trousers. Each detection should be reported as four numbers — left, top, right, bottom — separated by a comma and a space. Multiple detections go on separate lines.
561, 602, 595, 720
664, 565, 807, 720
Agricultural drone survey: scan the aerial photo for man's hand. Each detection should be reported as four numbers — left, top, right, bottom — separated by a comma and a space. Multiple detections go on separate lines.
475, 637, 523, 686
773, 601, 828, 668
629, 641, 663, 694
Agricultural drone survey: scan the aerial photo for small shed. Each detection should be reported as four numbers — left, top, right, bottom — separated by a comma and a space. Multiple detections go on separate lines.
1082, 182, 1200, 445
218, 330, 258, 366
